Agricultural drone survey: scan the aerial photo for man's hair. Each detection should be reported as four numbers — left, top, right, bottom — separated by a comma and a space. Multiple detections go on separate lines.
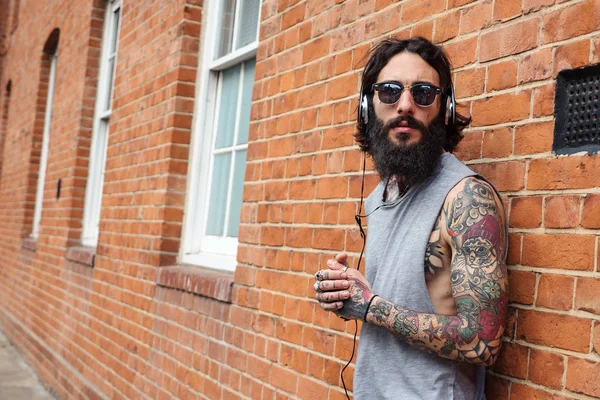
355, 37, 471, 153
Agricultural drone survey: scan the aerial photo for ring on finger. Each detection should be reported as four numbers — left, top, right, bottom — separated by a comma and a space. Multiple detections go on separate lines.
313, 281, 320, 292
315, 271, 323, 281
342, 266, 348, 272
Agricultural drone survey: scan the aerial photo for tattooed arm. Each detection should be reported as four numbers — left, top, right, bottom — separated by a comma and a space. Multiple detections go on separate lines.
310, 177, 509, 365
363, 177, 507, 366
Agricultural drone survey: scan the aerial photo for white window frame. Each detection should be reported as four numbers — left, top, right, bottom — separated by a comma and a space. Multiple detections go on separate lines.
82, 0, 121, 247
31, 52, 57, 239
181, 0, 261, 271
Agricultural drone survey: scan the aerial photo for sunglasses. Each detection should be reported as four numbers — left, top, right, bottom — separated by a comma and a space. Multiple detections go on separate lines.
372, 81, 442, 107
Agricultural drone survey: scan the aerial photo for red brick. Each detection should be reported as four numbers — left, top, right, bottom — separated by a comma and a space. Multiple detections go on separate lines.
454, 131, 482, 161
593, 322, 600, 354
528, 156, 600, 190
536, 274, 574, 311
523, 0, 556, 14
460, 0, 493, 34
544, 195, 580, 228
487, 60, 518, 92
433, 10, 460, 43
522, 234, 595, 270
401, 0, 446, 24
566, 358, 600, 397
507, 270, 536, 305
575, 277, 600, 315
533, 83, 556, 117
554, 39, 591, 77
454, 67, 485, 99
493, 0, 522, 21
510, 384, 567, 400
270, 365, 298, 393
471, 91, 531, 127
444, 36, 478, 68
518, 48, 553, 84
507, 233, 522, 265
493, 342, 528, 378
510, 196, 542, 228
517, 310, 591, 352
482, 127, 513, 158
514, 121, 554, 155
581, 194, 600, 228
480, 19, 538, 62
411, 19, 434, 41
470, 161, 526, 192
529, 349, 565, 389
542, 0, 600, 44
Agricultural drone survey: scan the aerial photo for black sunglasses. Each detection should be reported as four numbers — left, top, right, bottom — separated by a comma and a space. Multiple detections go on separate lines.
371, 81, 442, 107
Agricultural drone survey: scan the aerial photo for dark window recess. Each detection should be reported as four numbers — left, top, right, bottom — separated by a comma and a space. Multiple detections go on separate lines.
554, 65, 600, 155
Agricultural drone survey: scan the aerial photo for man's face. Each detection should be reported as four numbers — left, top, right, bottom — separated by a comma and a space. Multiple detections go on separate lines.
372, 52, 442, 146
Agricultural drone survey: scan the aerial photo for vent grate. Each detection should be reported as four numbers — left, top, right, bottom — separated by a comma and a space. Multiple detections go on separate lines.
554, 65, 600, 155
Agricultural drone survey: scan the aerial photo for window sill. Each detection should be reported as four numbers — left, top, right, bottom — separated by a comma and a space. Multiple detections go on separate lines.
21, 237, 37, 252
156, 265, 234, 303
65, 246, 96, 268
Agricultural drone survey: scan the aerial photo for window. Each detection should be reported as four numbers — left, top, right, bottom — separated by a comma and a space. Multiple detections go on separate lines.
0, 81, 11, 179
82, 0, 121, 247
31, 48, 58, 239
182, 0, 261, 271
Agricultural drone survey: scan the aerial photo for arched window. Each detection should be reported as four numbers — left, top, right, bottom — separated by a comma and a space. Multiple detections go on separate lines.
30, 28, 59, 239
0, 80, 11, 180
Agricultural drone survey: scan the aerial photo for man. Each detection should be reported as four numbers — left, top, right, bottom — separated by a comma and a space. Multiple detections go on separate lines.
312, 37, 507, 400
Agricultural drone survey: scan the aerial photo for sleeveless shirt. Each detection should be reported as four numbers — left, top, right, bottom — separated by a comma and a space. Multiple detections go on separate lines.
354, 153, 486, 400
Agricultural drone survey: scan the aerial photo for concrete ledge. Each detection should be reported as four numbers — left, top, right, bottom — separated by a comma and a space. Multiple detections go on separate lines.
157, 266, 234, 303
20, 238, 37, 253
65, 246, 95, 268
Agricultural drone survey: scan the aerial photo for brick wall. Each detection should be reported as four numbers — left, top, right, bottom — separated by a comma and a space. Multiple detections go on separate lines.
0, 0, 598, 400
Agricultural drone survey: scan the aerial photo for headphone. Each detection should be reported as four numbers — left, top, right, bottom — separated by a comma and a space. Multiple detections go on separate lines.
358, 83, 457, 127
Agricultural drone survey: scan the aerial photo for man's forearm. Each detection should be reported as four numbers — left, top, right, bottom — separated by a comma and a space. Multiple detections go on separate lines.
366, 297, 501, 366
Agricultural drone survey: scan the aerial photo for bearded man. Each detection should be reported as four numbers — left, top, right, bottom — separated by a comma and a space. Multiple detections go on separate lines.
312, 37, 508, 400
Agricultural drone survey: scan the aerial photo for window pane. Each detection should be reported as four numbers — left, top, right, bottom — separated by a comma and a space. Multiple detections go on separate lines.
110, 7, 120, 54
236, 59, 255, 145
215, 65, 241, 149
103, 56, 115, 112
206, 153, 232, 236
235, 0, 260, 49
227, 150, 247, 237
215, 0, 235, 59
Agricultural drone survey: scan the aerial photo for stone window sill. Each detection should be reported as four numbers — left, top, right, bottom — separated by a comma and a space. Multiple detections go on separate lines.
65, 246, 96, 268
157, 265, 234, 303
21, 237, 37, 252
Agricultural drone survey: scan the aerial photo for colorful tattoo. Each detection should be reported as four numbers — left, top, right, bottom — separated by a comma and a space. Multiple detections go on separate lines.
365, 178, 507, 367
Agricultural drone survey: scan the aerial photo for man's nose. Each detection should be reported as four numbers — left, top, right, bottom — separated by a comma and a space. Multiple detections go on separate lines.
395, 88, 416, 116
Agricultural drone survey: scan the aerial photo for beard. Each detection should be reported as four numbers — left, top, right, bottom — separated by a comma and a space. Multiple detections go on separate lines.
366, 114, 446, 186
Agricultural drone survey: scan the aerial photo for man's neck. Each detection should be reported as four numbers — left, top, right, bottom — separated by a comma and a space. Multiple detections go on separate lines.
383, 175, 410, 202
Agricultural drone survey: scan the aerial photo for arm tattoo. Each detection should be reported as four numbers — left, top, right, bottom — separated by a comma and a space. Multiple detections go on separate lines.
424, 214, 445, 275
365, 178, 507, 367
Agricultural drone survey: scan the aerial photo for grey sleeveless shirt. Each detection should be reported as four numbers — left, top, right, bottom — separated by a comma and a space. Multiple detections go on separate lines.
354, 153, 486, 400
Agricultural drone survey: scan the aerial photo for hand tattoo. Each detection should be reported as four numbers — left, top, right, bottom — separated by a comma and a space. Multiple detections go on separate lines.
336, 278, 373, 320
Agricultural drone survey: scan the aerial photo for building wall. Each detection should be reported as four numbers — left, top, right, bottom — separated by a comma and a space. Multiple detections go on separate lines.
0, 0, 598, 400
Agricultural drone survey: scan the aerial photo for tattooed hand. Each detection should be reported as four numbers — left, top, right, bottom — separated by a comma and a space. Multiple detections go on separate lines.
313, 253, 375, 320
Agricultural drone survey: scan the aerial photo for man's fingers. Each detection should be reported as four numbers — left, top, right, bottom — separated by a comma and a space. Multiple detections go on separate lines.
316, 290, 350, 303
335, 252, 348, 265
319, 301, 343, 311
314, 269, 346, 282
317, 279, 349, 291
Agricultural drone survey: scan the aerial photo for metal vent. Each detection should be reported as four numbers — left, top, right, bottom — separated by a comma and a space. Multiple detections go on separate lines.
554, 65, 600, 155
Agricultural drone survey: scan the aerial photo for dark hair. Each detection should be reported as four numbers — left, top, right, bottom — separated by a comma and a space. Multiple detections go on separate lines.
355, 37, 471, 153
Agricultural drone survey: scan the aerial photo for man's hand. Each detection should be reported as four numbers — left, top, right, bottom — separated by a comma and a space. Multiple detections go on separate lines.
313, 253, 375, 320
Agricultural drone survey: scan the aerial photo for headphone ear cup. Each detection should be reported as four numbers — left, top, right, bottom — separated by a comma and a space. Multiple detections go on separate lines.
445, 84, 456, 127
359, 89, 369, 125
